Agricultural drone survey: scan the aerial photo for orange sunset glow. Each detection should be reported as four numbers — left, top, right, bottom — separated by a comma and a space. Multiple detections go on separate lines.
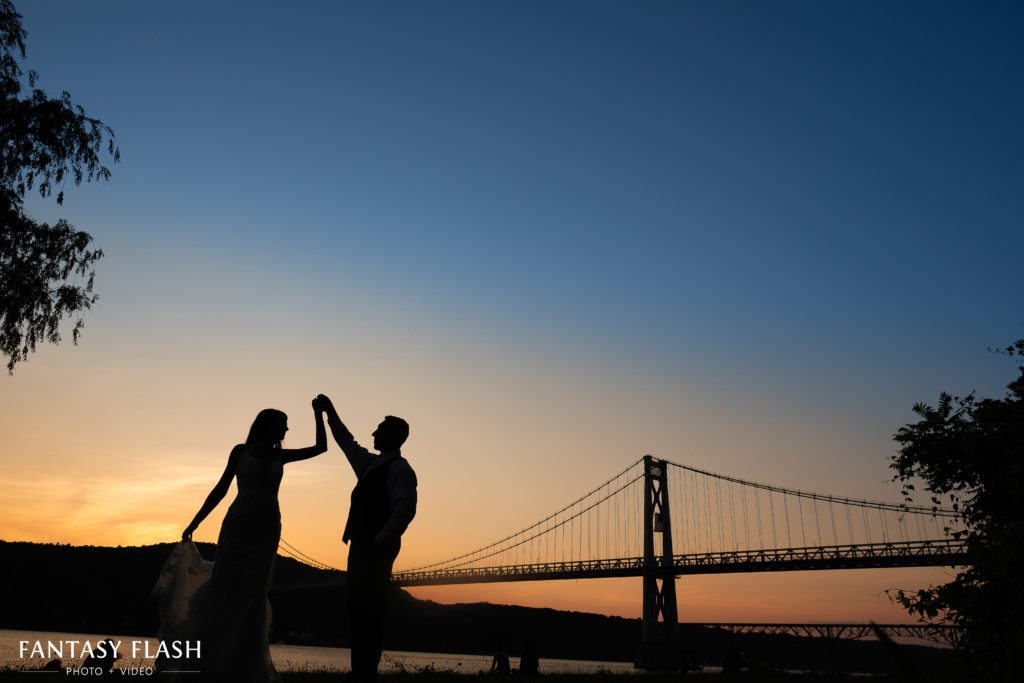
1, 330, 960, 623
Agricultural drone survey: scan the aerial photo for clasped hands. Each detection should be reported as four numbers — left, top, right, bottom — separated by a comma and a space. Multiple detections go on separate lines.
312, 394, 335, 415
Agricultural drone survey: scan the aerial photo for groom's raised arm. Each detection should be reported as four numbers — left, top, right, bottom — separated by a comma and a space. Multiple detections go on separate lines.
317, 394, 373, 476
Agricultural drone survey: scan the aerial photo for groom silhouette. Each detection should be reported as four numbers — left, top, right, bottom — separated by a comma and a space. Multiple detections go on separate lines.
316, 395, 417, 683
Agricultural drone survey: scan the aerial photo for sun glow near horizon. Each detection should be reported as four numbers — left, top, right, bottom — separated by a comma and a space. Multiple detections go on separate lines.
0, 324, 982, 623
0, 415, 960, 624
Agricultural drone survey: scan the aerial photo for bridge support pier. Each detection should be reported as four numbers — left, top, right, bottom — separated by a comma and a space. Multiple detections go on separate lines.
635, 455, 680, 671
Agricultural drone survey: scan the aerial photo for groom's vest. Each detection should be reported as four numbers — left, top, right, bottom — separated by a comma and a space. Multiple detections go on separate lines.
343, 456, 404, 545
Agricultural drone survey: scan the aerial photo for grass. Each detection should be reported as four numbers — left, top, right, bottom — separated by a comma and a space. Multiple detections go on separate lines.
0, 669, 895, 682
281, 673, 887, 683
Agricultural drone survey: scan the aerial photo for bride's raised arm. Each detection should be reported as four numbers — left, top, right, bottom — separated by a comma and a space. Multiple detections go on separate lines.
280, 397, 329, 464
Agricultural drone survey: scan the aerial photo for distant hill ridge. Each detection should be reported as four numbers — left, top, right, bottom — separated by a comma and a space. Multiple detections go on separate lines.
0, 540, 947, 673
0, 540, 640, 659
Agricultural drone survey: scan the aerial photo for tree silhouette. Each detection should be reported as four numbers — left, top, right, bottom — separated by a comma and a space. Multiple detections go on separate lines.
890, 339, 1024, 681
1, 0, 118, 373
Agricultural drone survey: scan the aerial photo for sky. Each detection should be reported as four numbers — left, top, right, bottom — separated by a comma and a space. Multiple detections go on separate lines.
2, 0, 1023, 624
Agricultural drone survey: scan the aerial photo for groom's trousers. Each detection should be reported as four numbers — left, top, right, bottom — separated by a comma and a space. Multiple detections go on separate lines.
347, 540, 400, 682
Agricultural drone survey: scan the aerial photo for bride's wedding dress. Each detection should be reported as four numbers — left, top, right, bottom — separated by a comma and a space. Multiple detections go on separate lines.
153, 448, 283, 682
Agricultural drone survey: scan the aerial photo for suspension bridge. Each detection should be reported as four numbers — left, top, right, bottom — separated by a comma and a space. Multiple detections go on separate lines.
276, 456, 966, 667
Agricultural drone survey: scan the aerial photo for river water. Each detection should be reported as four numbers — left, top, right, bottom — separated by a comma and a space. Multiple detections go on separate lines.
1, 630, 637, 675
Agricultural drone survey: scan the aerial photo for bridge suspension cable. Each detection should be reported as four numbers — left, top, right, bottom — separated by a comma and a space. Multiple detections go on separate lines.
661, 458, 959, 558
391, 455, 962, 580
403, 458, 647, 572
660, 458, 958, 516
278, 538, 340, 572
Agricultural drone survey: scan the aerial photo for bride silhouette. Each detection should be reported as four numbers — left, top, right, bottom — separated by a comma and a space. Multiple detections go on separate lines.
175, 399, 327, 681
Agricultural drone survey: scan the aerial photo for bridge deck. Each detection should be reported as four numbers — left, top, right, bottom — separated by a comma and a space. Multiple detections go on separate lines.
389, 539, 966, 586
688, 622, 960, 647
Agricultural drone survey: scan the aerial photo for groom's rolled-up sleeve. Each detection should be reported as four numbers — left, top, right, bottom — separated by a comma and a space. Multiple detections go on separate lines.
328, 415, 374, 476
374, 463, 418, 546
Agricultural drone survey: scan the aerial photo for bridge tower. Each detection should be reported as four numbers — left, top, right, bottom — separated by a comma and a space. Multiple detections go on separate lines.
635, 455, 680, 670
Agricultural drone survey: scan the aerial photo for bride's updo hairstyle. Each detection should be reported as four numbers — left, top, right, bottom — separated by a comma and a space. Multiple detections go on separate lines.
246, 409, 287, 449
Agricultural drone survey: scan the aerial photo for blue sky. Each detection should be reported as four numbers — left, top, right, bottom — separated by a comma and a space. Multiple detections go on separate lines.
4, 0, 1023, 619
22, 1, 1022, 367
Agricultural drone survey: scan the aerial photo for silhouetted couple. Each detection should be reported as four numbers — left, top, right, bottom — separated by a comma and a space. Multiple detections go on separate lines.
177, 395, 417, 683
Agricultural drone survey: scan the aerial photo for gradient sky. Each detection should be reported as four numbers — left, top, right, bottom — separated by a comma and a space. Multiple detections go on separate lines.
2, 0, 1022, 624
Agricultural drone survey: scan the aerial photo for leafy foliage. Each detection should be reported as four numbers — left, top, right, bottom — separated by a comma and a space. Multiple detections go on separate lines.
0, 0, 118, 373
889, 339, 1024, 679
